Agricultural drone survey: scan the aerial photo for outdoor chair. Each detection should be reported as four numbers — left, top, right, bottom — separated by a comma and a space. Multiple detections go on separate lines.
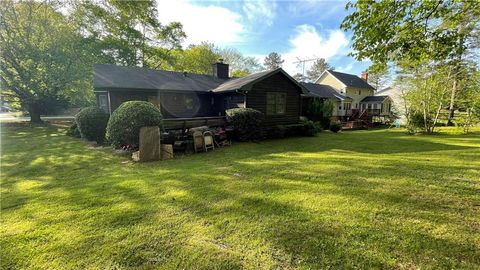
192, 131, 204, 152
203, 131, 214, 152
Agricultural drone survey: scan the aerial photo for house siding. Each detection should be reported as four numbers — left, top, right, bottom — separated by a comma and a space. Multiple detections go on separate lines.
246, 73, 301, 127
317, 73, 345, 90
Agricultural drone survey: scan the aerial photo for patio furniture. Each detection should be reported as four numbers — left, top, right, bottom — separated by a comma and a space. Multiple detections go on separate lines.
203, 131, 214, 152
192, 131, 204, 153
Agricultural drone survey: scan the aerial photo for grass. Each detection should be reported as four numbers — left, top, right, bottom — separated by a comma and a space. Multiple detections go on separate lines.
1, 122, 480, 269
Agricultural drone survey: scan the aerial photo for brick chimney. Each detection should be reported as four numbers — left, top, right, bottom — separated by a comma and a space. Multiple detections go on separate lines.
361, 72, 368, 82
212, 59, 229, 79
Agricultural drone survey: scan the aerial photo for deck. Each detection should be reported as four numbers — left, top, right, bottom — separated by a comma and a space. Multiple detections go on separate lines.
163, 116, 226, 130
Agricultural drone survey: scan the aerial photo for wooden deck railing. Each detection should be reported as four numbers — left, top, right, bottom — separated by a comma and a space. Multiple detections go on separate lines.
163, 116, 227, 130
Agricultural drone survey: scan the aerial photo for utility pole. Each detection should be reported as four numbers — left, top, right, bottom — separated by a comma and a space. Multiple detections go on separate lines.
293, 57, 318, 75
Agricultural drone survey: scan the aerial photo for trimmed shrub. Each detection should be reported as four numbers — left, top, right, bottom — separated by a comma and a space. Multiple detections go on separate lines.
106, 101, 163, 148
267, 125, 286, 139
75, 107, 109, 143
226, 108, 264, 141
66, 122, 81, 138
329, 122, 342, 133
302, 120, 322, 136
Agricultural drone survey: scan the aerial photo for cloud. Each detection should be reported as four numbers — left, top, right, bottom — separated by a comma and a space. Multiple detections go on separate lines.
281, 24, 350, 75
242, 0, 277, 27
157, 0, 245, 46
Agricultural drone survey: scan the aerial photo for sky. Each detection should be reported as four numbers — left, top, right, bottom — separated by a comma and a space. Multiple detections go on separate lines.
157, 0, 372, 77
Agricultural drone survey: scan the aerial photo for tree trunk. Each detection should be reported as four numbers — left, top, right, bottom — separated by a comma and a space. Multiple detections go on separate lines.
28, 103, 42, 123
447, 77, 457, 126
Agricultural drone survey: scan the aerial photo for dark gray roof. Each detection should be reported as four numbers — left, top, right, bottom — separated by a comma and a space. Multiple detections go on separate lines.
301, 82, 350, 101
212, 68, 308, 94
93, 64, 227, 92
361, 95, 389, 102
94, 64, 308, 94
327, 70, 375, 90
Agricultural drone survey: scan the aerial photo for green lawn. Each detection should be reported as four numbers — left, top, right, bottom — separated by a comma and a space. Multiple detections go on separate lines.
1, 123, 479, 269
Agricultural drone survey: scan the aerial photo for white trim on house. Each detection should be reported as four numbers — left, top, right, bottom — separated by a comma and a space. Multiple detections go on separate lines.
314, 70, 348, 88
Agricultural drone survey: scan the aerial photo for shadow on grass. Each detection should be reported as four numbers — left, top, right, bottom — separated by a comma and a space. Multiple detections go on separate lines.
1, 123, 480, 268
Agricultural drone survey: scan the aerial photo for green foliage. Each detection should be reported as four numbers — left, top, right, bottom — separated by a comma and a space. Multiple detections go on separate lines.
169, 42, 219, 75
218, 47, 261, 76
263, 52, 284, 70
305, 99, 334, 129
106, 101, 163, 148
66, 122, 81, 138
306, 58, 333, 82
0, 1, 101, 122
268, 125, 287, 139
341, 0, 480, 68
75, 107, 109, 143
329, 122, 342, 133
226, 108, 265, 141
73, 0, 185, 67
301, 119, 322, 136
400, 62, 452, 133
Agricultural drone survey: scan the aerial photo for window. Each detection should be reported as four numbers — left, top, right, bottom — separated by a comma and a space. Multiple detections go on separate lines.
373, 103, 378, 109
266, 92, 286, 115
98, 94, 108, 112
367, 104, 372, 109
344, 103, 351, 110
358, 90, 361, 95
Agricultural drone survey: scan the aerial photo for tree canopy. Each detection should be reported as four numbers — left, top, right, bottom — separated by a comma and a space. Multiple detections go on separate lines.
0, 1, 101, 122
306, 58, 333, 82
263, 52, 284, 70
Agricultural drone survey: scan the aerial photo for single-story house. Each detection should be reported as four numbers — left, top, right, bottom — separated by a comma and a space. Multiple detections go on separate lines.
93, 62, 308, 128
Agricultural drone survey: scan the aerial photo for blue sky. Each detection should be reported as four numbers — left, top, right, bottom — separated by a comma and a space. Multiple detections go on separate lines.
157, 0, 371, 76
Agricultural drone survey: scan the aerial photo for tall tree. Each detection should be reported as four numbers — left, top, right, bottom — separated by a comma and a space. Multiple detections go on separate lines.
342, 0, 480, 127
367, 65, 390, 90
218, 47, 261, 77
306, 58, 333, 82
170, 42, 220, 75
0, 1, 100, 122
263, 52, 284, 70
73, 0, 185, 68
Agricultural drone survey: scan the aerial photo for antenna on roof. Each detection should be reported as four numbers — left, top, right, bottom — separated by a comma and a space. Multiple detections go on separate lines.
293, 57, 319, 76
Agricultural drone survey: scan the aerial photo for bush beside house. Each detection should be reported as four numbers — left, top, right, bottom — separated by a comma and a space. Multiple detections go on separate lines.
75, 107, 109, 144
226, 108, 265, 141
106, 101, 163, 148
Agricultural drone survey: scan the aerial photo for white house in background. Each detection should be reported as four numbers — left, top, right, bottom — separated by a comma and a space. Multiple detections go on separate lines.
375, 86, 406, 119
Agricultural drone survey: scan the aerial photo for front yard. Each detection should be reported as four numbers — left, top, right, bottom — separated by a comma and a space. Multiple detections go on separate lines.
1, 123, 479, 269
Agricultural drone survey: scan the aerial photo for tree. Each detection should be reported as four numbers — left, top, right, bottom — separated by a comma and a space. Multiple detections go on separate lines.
292, 73, 307, 82
399, 61, 452, 133
367, 65, 390, 91
218, 47, 261, 76
306, 58, 333, 82
73, 0, 185, 68
0, 1, 100, 122
263, 52, 284, 70
171, 42, 220, 75
342, 0, 480, 128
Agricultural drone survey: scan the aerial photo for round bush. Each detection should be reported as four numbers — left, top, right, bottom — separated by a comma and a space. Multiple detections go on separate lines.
329, 122, 342, 133
66, 122, 81, 138
226, 108, 264, 141
106, 101, 163, 148
75, 107, 109, 143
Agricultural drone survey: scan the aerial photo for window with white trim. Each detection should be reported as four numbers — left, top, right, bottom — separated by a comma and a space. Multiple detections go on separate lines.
98, 94, 108, 112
